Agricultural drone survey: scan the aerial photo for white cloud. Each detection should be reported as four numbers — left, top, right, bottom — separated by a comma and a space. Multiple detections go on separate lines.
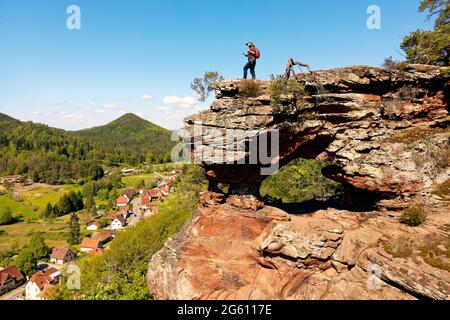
162, 96, 197, 109
88, 100, 96, 105
33, 110, 42, 115
95, 109, 105, 114
61, 113, 82, 120
142, 94, 154, 101
167, 111, 188, 120
155, 106, 171, 112
58, 112, 84, 124
103, 103, 117, 109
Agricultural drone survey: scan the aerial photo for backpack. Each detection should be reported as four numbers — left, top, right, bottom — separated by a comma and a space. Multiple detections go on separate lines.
255, 48, 261, 59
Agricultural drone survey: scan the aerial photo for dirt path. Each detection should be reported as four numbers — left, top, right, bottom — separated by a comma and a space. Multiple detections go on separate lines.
13, 182, 64, 193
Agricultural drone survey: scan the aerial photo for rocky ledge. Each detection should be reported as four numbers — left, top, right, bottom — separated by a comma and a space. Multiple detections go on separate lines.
180, 64, 449, 204
147, 65, 450, 300
148, 193, 449, 300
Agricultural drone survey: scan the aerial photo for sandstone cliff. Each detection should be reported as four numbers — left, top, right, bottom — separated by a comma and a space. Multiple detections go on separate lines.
147, 65, 450, 300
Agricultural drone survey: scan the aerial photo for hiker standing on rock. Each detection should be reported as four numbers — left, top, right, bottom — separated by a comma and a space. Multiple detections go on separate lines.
243, 42, 260, 80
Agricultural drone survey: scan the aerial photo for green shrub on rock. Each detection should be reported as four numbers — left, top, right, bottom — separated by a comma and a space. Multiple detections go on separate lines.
240, 80, 261, 98
400, 204, 427, 226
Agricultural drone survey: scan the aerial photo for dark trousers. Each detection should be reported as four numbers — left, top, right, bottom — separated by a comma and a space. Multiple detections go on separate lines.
243, 59, 256, 79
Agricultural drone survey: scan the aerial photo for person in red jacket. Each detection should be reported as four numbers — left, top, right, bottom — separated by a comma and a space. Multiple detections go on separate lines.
243, 42, 259, 79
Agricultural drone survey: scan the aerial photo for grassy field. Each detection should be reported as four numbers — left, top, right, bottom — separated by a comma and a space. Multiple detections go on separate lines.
122, 173, 159, 187
0, 184, 83, 220
0, 195, 36, 219
0, 164, 185, 253
0, 212, 92, 251
0, 183, 90, 252
121, 162, 185, 187
18, 184, 83, 211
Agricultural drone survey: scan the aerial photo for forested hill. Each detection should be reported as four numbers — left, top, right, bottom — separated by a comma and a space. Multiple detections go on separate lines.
74, 113, 174, 164
0, 112, 175, 184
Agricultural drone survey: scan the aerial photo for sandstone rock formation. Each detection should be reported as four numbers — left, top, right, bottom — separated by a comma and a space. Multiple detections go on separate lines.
180, 64, 449, 204
147, 192, 449, 300
148, 65, 450, 300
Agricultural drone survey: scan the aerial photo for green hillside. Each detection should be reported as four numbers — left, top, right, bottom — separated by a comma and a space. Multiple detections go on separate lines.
0, 112, 174, 184
75, 113, 174, 164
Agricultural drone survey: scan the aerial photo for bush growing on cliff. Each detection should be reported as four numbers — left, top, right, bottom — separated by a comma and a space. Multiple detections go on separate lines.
381, 56, 406, 70
191, 71, 224, 102
260, 158, 342, 204
432, 179, 450, 199
270, 76, 306, 111
400, 204, 428, 226
239, 80, 261, 98
76, 164, 207, 300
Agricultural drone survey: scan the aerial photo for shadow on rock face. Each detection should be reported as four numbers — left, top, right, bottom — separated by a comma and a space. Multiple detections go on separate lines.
272, 198, 344, 215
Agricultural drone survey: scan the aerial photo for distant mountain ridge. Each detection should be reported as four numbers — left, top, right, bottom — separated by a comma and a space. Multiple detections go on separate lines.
74, 113, 174, 164
0, 112, 174, 184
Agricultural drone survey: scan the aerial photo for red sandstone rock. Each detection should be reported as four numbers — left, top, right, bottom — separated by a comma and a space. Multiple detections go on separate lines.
180, 65, 449, 202
147, 202, 450, 300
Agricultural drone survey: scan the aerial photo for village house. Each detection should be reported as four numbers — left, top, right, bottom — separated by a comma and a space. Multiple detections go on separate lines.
49, 247, 76, 265
120, 168, 144, 176
91, 230, 113, 245
80, 238, 101, 253
140, 195, 152, 210
111, 215, 126, 230
147, 188, 163, 200
144, 205, 159, 217
0, 265, 24, 295
86, 221, 101, 231
25, 267, 61, 300
119, 205, 131, 218
124, 188, 137, 199
116, 195, 129, 207
160, 185, 170, 197
87, 248, 105, 256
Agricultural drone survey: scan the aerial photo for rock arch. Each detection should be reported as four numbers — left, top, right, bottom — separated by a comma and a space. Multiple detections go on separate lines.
181, 65, 450, 206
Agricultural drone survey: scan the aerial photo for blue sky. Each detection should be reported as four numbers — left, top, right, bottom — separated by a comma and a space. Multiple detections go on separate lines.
0, 0, 433, 130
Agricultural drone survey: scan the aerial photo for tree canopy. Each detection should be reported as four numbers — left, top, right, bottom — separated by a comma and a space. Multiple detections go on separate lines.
401, 0, 450, 66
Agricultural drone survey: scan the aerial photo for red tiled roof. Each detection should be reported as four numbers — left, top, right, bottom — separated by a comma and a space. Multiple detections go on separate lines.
50, 247, 74, 261
87, 248, 105, 256
29, 268, 60, 291
124, 189, 137, 198
119, 205, 130, 213
0, 273, 10, 287
88, 222, 101, 227
80, 238, 101, 249
107, 213, 121, 221
0, 265, 23, 285
107, 213, 115, 220
113, 215, 126, 224
141, 195, 152, 206
116, 196, 129, 205
92, 231, 112, 242
143, 188, 162, 198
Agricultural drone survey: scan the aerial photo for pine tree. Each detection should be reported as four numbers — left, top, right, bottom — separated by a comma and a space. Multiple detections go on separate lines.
32, 170, 40, 183
67, 213, 81, 245
43, 202, 54, 218
85, 194, 95, 210
401, 0, 450, 66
